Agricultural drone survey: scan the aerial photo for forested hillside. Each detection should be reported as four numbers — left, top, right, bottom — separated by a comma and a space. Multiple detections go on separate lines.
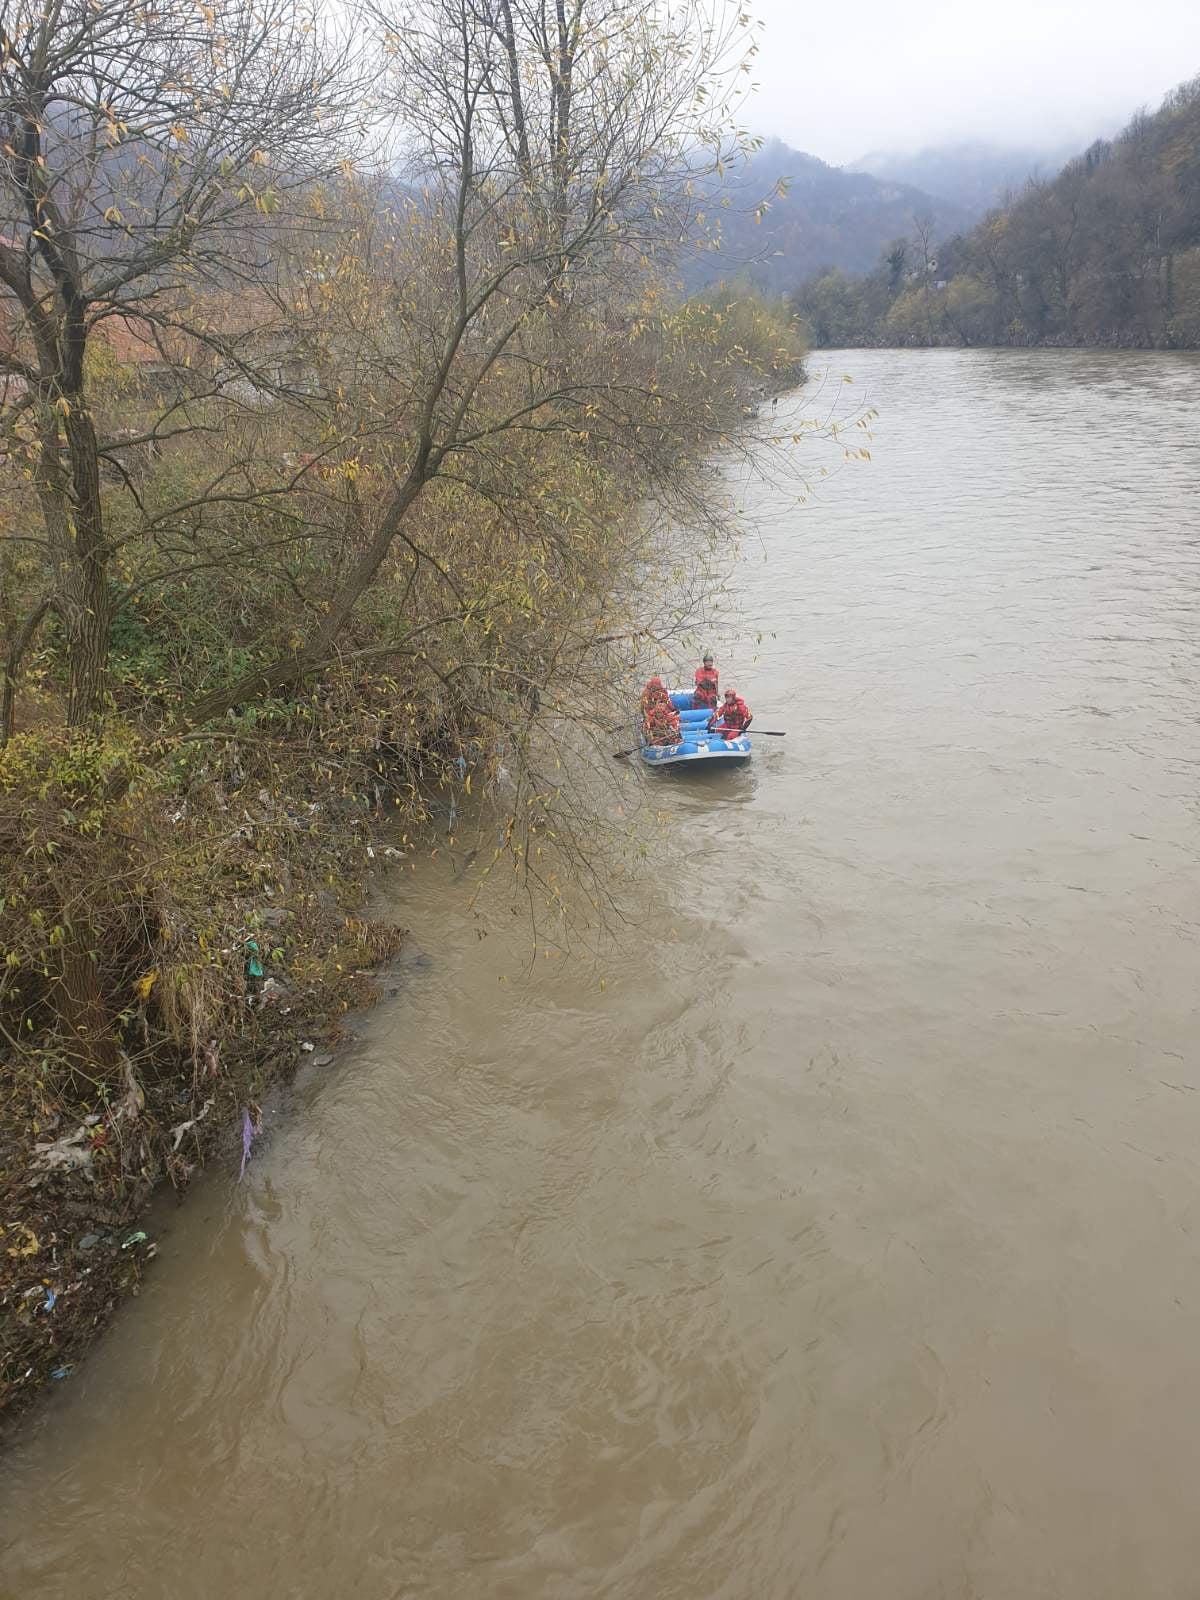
794, 78, 1200, 348
685, 137, 965, 293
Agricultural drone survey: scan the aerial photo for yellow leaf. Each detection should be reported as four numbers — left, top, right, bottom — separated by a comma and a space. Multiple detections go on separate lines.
136, 969, 158, 1001
4, 1223, 39, 1258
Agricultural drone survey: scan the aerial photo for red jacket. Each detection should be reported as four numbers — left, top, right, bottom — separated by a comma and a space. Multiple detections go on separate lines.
640, 682, 668, 717
710, 695, 751, 736
643, 702, 681, 746
693, 666, 719, 709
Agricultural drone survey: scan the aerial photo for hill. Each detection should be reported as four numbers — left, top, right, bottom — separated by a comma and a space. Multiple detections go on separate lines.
682, 138, 966, 294
849, 139, 1084, 219
792, 76, 1200, 349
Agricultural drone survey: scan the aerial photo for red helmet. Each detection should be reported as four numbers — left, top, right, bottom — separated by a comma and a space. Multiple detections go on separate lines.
647, 675, 664, 689
724, 687, 736, 699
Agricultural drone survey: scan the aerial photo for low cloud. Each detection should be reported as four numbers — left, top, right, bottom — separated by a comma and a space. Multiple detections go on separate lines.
746, 0, 1200, 163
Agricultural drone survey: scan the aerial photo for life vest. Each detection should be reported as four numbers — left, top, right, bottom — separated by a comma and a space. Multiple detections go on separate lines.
710, 695, 750, 736
643, 701, 681, 746
693, 666, 719, 709
640, 678, 668, 717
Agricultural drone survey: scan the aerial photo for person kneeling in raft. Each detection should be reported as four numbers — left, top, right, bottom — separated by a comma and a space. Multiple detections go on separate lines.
640, 674, 668, 717
708, 687, 752, 739
643, 695, 682, 746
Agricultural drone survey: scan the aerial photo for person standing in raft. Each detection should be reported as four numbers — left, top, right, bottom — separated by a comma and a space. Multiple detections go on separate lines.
692, 654, 719, 711
709, 687, 752, 740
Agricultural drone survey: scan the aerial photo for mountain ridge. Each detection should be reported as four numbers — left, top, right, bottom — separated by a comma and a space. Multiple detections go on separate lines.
683, 137, 965, 293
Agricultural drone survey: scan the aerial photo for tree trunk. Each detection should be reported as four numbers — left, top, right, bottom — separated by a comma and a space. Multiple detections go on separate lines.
63, 582, 111, 727
497, 0, 533, 185
182, 464, 429, 728
1164, 252, 1175, 344
32, 407, 112, 727
61, 406, 111, 727
57, 927, 120, 1087
552, 0, 578, 230
0, 596, 50, 747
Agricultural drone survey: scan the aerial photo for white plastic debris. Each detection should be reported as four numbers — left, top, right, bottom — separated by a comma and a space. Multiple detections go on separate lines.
168, 1098, 214, 1151
32, 1126, 93, 1174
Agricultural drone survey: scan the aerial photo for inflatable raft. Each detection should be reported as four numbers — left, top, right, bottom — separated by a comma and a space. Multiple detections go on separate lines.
639, 691, 752, 768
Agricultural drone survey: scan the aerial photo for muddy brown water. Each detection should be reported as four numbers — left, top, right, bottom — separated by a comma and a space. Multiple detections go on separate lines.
4, 348, 1200, 1598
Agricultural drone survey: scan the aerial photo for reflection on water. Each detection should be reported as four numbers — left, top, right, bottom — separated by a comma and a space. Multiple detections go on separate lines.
646, 762, 760, 807
4, 349, 1200, 1600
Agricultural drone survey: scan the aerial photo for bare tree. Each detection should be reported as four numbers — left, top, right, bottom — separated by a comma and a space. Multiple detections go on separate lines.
0, 0, 364, 739
2, 0, 762, 756
171, 0, 760, 729
0, 0, 366, 1066
0, 0, 796, 1073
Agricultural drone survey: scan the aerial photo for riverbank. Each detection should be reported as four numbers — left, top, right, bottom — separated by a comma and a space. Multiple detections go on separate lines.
0, 0, 820, 1438
1, 319, 811, 1429
0, 780, 410, 1424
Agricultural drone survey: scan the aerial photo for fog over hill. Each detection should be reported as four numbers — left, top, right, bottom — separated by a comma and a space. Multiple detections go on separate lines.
684, 138, 966, 294
848, 140, 1103, 219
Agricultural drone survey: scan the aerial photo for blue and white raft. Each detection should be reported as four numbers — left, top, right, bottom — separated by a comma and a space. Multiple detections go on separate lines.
639, 691, 752, 769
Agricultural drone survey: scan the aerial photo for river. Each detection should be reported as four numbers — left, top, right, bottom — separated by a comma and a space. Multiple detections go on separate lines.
4, 348, 1200, 1598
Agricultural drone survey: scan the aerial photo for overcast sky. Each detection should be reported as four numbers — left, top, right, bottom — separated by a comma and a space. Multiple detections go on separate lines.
743, 0, 1200, 164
